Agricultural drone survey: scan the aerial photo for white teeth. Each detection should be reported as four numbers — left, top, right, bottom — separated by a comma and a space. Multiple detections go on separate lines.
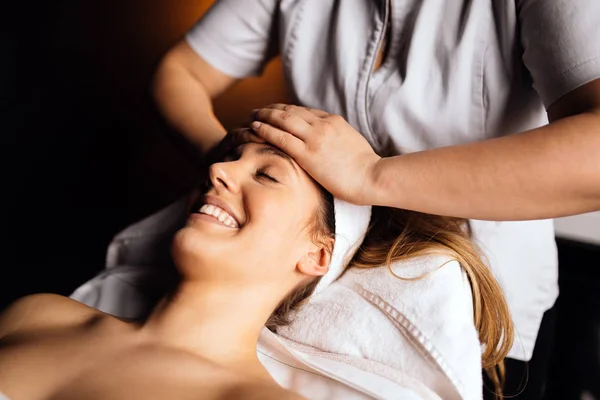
198, 203, 239, 228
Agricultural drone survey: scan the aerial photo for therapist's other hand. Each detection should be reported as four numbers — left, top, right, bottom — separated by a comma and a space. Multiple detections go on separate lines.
251, 104, 381, 205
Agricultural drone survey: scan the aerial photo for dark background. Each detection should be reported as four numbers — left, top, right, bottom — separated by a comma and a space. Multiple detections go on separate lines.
1, 1, 598, 398
1, 0, 288, 303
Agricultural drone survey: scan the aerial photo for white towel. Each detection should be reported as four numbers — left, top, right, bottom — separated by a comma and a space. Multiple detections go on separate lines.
276, 254, 483, 400
316, 199, 371, 294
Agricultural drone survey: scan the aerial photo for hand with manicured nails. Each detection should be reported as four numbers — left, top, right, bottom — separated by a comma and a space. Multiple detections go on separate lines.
251, 104, 381, 205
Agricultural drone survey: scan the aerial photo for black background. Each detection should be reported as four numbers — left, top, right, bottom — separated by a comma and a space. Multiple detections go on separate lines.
2, 0, 208, 305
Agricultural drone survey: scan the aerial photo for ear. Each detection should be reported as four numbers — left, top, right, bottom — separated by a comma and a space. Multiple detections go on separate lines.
297, 242, 333, 277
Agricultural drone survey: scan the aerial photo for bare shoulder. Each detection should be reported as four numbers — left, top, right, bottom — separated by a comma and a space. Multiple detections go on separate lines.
0, 293, 101, 338
221, 381, 307, 400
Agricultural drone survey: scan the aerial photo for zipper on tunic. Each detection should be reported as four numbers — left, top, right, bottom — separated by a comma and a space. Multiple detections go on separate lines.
363, 0, 391, 150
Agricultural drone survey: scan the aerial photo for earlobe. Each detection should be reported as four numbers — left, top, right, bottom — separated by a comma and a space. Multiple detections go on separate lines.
297, 247, 331, 277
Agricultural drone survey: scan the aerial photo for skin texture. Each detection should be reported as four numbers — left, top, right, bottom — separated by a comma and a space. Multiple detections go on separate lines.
0, 143, 332, 400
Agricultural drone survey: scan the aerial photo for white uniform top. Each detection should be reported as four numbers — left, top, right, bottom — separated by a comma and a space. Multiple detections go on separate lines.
185, 0, 600, 360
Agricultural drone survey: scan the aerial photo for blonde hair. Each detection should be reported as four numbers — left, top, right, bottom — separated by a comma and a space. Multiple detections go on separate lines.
267, 201, 513, 399
351, 207, 513, 398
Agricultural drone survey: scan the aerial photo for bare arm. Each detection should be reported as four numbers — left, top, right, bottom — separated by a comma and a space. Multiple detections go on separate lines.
369, 79, 600, 220
152, 41, 238, 154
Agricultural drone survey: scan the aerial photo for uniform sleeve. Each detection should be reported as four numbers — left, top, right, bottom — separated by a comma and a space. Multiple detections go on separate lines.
517, 0, 600, 108
185, 0, 280, 79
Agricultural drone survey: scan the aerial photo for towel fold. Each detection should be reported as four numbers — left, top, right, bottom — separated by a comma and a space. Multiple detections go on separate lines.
276, 254, 482, 400
316, 199, 371, 294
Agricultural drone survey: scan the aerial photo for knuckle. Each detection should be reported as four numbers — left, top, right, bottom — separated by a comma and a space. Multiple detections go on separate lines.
319, 119, 334, 132
280, 112, 294, 121
276, 134, 288, 148
315, 119, 328, 128
283, 104, 297, 112
313, 134, 324, 147
326, 114, 343, 123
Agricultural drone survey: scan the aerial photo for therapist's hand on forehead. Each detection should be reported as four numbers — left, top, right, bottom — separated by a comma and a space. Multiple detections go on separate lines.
248, 77, 600, 222
251, 104, 381, 206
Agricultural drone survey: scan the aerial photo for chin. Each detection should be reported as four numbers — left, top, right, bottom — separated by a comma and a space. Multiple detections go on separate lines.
172, 228, 207, 267
171, 227, 230, 278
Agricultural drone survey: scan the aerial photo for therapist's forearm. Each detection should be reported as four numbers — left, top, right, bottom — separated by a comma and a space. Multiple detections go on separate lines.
369, 111, 600, 221
152, 60, 227, 155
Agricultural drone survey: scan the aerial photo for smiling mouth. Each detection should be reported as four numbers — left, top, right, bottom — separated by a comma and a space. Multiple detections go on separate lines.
193, 204, 240, 229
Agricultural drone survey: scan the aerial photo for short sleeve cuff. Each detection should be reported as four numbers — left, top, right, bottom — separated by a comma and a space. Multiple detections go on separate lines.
185, 27, 265, 79
539, 55, 600, 108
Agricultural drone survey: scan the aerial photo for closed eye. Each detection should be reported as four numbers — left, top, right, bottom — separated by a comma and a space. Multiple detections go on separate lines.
256, 168, 279, 183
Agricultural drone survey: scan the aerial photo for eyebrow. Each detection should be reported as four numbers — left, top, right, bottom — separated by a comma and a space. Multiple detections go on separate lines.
255, 145, 299, 176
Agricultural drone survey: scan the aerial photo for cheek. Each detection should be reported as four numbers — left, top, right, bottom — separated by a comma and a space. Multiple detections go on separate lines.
251, 200, 307, 239
242, 205, 309, 261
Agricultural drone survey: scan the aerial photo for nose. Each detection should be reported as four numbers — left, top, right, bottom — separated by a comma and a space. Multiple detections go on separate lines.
208, 161, 241, 194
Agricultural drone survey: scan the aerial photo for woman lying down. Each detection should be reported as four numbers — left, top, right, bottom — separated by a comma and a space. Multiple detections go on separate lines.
0, 141, 513, 400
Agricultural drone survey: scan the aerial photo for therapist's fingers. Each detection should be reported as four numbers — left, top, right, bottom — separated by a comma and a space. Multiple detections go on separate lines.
251, 121, 306, 157
253, 108, 312, 139
233, 127, 266, 145
206, 128, 265, 165
261, 104, 321, 124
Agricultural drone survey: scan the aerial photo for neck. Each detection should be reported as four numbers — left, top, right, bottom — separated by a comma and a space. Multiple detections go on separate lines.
141, 279, 281, 375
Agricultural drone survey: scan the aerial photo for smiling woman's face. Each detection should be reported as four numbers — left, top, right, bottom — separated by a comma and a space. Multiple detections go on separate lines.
172, 143, 329, 286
